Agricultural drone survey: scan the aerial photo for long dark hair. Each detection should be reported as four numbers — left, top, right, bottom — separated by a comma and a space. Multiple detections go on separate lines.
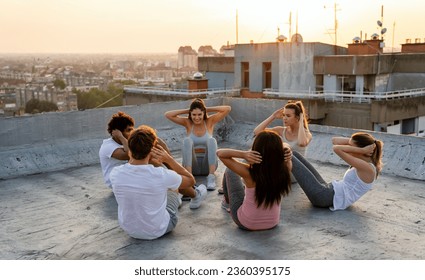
188, 98, 207, 122
249, 130, 291, 208
351, 132, 384, 178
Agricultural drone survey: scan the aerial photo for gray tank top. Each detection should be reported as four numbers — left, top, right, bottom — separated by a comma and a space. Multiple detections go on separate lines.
189, 122, 212, 147
282, 127, 306, 156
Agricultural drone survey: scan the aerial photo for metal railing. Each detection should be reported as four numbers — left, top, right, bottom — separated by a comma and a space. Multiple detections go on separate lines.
123, 86, 240, 97
124, 86, 425, 103
263, 87, 425, 103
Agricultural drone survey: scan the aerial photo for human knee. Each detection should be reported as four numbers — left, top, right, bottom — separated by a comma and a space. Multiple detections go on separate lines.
183, 137, 193, 149
207, 137, 217, 148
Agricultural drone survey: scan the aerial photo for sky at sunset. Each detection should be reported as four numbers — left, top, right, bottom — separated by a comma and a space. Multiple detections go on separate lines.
1, 0, 424, 54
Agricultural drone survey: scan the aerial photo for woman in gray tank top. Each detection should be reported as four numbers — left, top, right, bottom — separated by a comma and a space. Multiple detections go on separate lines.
165, 98, 231, 191
254, 100, 312, 182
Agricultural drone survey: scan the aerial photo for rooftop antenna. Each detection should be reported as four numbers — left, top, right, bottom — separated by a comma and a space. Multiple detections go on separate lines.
392, 21, 396, 52
377, 5, 386, 40
236, 9, 239, 44
377, 5, 387, 43
286, 11, 292, 40
324, 2, 340, 54
296, 10, 298, 35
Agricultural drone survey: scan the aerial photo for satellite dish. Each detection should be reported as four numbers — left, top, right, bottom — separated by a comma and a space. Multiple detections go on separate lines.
291, 33, 303, 43
377, 20, 382, 27
381, 28, 387, 35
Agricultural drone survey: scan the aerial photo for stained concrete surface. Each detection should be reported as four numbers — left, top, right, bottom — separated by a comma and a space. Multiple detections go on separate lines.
1, 143, 424, 260
0, 97, 424, 260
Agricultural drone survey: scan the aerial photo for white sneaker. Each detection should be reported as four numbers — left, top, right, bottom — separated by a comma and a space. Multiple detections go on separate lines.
178, 193, 183, 208
206, 174, 216, 191
190, 184, 207, 209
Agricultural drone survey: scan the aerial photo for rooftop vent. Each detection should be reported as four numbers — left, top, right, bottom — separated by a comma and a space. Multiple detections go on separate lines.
276, 35, 287, 42
371, 33, 379, 40
193, 72, 203, 79
352, 36, 361, 43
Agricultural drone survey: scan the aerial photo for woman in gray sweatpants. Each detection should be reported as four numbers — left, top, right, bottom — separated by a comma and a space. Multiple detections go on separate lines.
291, 132, 383, 210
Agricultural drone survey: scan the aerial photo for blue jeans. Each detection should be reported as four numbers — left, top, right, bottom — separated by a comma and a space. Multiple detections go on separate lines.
182, 137, 218, 176
291, 151, 335, 208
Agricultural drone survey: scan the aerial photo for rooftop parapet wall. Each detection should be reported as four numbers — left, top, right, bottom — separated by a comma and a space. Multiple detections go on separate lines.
0, 98, 424, 181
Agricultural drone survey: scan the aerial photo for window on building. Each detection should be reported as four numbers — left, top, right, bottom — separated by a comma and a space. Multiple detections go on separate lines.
241, 62, 249, 88
263, 62, 272, 89
402, 118, 415, 135
315, 75, 324, 92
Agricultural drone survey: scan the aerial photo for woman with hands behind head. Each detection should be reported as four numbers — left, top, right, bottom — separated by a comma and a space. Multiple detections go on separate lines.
217, 130, 292, 231
165, 98, 231, 191
254, 100, 312, 156
291, 132, 383, 210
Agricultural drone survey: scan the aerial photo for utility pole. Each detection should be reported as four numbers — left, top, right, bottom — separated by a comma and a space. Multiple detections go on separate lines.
334, 2, 338, 54
288, 12, 292, 40
325, 2, 340, 54
236, 9, 239, 44
392, 21, 396, 52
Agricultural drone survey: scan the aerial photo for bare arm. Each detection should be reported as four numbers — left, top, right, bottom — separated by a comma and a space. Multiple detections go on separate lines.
297, 113, 312, 147
333, 143, 376, 183
216, 148, 262, 186
332, 137, 350, 145
206, 105, 231, 125
110, 129, 130, 160
164, 108, 190, 127
151, 145, 195, 189
253, 108, 284, 136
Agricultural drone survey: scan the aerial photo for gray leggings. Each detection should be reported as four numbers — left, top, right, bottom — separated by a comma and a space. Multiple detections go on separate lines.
182, 137, 218, 176
164, 190, 179, 235
222, 168, 249, 230
291, 151, 335, 208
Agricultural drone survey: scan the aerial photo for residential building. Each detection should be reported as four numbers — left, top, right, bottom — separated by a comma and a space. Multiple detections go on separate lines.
177, 46, 197, 70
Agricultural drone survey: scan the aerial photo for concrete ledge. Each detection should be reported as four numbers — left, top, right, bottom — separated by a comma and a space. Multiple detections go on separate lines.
1, 97, 424, 181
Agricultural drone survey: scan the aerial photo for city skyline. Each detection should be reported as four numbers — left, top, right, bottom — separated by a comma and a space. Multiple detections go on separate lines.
1, 0, 425, 54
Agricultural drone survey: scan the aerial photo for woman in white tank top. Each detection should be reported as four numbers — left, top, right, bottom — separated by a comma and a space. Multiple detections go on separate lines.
291, 132, 384, 210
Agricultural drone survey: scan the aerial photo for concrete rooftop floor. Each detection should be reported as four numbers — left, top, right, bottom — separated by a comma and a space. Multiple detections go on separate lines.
1, 141, 424, 260
1, 98, 425, 261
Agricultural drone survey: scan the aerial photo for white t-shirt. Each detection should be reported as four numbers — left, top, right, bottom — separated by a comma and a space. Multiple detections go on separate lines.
110, 163, 182, 240
99, 138, 127, 188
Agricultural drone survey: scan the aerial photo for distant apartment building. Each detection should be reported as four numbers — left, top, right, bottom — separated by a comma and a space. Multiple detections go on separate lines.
177, 46, 197, 70
144, 63, 174, 83
220, 44, 235, 57
198, 45, 219, 57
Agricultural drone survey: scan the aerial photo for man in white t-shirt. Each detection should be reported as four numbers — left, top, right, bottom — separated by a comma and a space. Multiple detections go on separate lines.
99, 111, 173, 189
110, 125, 207, 240
99, 111, 135, 188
